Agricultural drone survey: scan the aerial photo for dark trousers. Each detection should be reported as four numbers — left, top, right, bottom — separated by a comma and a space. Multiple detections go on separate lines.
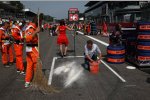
84, 54, 97, 70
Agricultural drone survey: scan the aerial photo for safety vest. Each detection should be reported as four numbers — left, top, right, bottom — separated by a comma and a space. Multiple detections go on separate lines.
25, 26, 38, 52
0, 27, 10, 45
11, 25, 24, 44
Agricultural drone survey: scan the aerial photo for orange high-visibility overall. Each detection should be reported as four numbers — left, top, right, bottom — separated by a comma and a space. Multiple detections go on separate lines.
11, 25, 24, 71
25, 23, 39, 83
102, 22, 108, 33
87, 24, 91, 34
0, 27, 14, 65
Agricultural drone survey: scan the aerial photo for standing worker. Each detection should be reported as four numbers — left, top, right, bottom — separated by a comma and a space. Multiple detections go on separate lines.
102, 21, 108, 36
24, 22, 40, 87
48, 23, 52, 36
0, 22, 14, 67
55, 20, 74, 57
86, 22, 91, 35
11, 24, 25, 74
84, 40, 102, 70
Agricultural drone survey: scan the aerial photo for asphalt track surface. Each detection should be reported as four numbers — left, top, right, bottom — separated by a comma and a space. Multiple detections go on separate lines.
0, 30, 150, 100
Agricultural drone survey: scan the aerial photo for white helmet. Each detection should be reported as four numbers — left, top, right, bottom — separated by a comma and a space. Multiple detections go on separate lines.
19, 22, 22, 26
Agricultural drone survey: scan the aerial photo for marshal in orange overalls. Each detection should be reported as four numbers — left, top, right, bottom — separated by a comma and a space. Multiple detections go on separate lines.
11, 25, 24, 72
0, 27, 14, 65
86, 23, 91, 35
25, 22, 39, 83
102, 22, 108, 36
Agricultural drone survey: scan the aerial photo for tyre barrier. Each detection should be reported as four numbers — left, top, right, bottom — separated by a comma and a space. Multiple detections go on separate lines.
138, 32, 150, 42
107, 45, 125, 55
107, 45, 125, 64
121, 28, 136, 42
126, 46, 136, 55
107, 49, 125, 55
136, 22, 150, 64
126, 40, 137, 46
122, 28, 137, 51
107, 55, 125, 64
137, 42, 150, 53
137, 52, 150, 61
137, 22, 150, 32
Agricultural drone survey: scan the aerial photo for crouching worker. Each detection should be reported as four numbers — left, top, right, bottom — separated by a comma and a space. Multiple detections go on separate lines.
84, 40, 102, 70
24, 22, 40, 88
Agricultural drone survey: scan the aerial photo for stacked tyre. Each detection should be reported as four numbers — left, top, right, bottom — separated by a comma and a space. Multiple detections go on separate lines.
137, 22, 150, 62
107, 45, 125, 64
125, 29, 137, 56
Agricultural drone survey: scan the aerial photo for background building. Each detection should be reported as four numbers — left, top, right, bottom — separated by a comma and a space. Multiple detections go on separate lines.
84, 1, 148, 24
140, 1, 150, 22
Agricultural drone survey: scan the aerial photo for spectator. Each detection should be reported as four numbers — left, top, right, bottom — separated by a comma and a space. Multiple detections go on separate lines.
102, 21, 108, 36
109, 24, 122, 46
86, 22, 91, 35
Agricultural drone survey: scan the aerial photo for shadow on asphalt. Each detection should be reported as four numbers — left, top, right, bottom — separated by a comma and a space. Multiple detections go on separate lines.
23, 62, 27, 72
103, 57, 107, 62
67, 50, 74, 53
139, 68, 150, 75
81, 63, 90, 72
146, 77, 150, 84
102, 55, 107, 58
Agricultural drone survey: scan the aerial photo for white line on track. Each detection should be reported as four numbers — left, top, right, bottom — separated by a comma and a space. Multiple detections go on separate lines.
101, 60, 126, 82
48, 57, 57, 85
77, 31, 109, 46
57, 56, 84, 59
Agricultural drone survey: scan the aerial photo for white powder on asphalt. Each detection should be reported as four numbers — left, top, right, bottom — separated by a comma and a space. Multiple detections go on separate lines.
53, 61, 85, 88
54, 66, 66, 75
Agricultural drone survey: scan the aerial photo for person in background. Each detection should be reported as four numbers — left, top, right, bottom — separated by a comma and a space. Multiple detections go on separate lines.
102, 21, 108, 36
48, 23, 52, 36
41, 24, 44, 32
0, 18, 3, 27
55, 20, 74, 57
84, 40, 102, 70
52, 24, 57, 36
86, 22, 91, 35
109, 24, 122, 46
83, 23, 86, 35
